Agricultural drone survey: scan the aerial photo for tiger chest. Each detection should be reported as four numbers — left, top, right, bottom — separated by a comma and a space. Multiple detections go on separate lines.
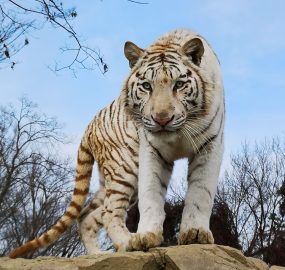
146, 132, 193, 162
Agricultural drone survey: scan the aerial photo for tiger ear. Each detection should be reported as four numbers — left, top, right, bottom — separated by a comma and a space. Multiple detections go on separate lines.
181, 38, 204, 66
124, 41, 144, 68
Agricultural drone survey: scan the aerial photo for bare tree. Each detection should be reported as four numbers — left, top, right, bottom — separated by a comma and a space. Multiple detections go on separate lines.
0, 98, 85, 257
0, 0, 150, 73
210, 196, 241, 249
0, 0, 109, 73
219, 139, 285, 265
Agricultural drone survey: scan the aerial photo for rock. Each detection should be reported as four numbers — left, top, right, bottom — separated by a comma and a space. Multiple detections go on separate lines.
0, 245, 284, 270
0, 252, 157, 270
158, 245, 269, 270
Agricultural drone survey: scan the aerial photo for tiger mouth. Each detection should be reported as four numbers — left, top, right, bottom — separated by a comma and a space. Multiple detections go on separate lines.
145, 125, 182, 133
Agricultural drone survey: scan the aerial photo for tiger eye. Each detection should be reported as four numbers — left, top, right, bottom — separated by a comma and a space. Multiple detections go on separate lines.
175, 81, 185, 89
142, 82, 152, 90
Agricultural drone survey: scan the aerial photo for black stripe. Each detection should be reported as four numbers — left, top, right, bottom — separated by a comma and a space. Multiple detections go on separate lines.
76, 170, 92, 181
195, 88, 199, 99
138, 87, 150, 94
154, 172, 167, 190
195, 72, 207, 111
146, 60, 163, 67
148, 139, 173, 170
196, 106, 220, 136
116, 104, 128, 146
109, 100, 115, 120
193, 77, 199, 91
162, 59, 180, 65
77, 157, 93, 165
174, 82, 187, 93
149, 55, 159, 62
110, 103, 116, 124
106, 189, 129, 197
115, 206, 127, 209
193, 202, 201, 211
196, 184, 212, 199
113, 178, 135, 189
197, 113, 224, 153
150, 68, 155, 78
189, 100, 198, 107
197, 134, 218, 153
169, 64, 181, 72
134, 88, 140, 102
165, 54, 180, 60
80, 143, 92, 156
188, 87, 193, 96
94, 217, 103, 226
188, 162, 206, 181
172, 117, 185, 126
142, 69, 149, 79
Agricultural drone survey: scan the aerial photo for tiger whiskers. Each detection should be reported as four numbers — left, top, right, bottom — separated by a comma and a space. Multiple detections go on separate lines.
180, 127, 201, 155
182, 122, 213, 155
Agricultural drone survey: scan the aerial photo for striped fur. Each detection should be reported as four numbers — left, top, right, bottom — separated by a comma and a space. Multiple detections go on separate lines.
9, 29, 224, 257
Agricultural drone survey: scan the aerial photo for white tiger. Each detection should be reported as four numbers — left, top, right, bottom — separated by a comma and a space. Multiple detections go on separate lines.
9, 28, 224, 258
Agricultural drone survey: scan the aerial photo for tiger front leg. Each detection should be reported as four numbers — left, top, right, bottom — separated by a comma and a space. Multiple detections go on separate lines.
178, 139, 223, 245
132, 137, 173, 251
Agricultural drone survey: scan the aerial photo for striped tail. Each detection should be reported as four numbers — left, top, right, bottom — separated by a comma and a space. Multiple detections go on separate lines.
9, 137, 94, 259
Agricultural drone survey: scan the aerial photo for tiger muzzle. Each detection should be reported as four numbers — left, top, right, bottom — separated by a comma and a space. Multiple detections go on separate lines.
152, 115, 174, 127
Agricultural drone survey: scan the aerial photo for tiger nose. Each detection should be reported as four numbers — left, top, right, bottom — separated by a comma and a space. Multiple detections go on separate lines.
152, 115, 174, 126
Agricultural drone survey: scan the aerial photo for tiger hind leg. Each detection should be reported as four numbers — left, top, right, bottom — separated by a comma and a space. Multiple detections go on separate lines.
78, 188, 105, 254
103, 176, 138, 251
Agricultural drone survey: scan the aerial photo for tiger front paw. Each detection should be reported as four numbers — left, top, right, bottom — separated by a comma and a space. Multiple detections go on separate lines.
178, 227, 214, 245
131, 231, 163, 251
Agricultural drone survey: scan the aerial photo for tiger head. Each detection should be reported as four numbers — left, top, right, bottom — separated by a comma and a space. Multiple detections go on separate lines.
124, 37, 207, 133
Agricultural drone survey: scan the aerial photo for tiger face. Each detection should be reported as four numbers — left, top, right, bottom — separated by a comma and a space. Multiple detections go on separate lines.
124, 38, 205, 133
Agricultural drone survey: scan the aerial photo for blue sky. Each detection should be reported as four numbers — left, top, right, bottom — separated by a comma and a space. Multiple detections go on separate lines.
1, 0, 285, 186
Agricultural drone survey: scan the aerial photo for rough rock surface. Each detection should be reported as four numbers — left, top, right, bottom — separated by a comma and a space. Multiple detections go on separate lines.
0, 245, 284, 270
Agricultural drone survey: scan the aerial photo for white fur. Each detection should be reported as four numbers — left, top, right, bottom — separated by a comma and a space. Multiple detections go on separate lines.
80, 28, 224, 252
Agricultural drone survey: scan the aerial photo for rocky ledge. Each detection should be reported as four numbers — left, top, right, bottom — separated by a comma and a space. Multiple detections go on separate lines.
0, 244, 284, 270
